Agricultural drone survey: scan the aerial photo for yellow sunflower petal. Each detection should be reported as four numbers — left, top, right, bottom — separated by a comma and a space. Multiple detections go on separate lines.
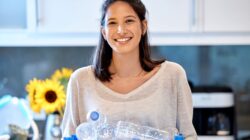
26, 78, 42, 112
30, 103, 41, 113
51, 67, 73, 82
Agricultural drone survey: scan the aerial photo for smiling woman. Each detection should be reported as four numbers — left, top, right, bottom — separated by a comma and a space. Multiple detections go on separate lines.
61, 0, 197, 139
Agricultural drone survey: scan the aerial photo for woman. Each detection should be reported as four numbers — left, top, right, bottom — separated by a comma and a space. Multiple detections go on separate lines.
61, 0, 197, 139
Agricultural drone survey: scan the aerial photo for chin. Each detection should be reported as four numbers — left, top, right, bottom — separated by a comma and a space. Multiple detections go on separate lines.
113, 47, 139, 55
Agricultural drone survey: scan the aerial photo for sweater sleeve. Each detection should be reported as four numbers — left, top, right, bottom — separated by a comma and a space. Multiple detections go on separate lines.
176, 66, 197, 140
61, 73, 80, 138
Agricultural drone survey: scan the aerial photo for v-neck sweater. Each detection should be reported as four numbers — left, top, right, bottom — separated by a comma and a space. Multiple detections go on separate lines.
61, 61, 197, 139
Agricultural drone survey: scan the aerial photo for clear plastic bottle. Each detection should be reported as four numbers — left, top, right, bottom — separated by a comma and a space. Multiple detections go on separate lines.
76, 111, 180, 140
76, 122, 95, 140
88, 111, 115, 140
76, 111, 115, 140
115, 121, 178, 140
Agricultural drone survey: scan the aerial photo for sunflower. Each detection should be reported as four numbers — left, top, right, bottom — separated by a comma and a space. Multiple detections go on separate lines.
35, 79, 66, 114
51, 67, 73, 88
25, 78, 42, 113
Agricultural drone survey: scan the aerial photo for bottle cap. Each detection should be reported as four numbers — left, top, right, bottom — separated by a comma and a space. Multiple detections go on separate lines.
90, 111, 99, 121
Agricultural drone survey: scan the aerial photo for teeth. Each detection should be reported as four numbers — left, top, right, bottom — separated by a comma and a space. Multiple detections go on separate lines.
116, 38, 130, 42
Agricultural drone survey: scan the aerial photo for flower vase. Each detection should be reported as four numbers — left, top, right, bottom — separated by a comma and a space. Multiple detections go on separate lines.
45, 113, 62, 140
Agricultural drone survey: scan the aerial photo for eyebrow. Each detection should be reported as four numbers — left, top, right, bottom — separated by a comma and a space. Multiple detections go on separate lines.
107, 15, 137, 22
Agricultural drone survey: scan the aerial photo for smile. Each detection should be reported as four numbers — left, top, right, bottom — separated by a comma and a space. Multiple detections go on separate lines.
115, 37, 132, 42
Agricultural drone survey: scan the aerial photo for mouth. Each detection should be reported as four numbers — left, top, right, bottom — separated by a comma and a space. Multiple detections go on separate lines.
114, 37, 132, 43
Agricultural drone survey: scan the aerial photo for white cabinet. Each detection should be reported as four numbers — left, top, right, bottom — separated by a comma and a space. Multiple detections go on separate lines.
28, 0, 192, 33
0, 0, 27, 30
141, 0, 250, 34
27, 0, 103, 33
142, 0, 192, 33
1, 0, 250, 46
203, 0, 250, 32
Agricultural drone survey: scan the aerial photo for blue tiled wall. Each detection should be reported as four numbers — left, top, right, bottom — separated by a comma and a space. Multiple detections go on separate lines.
1, 46, 250, 96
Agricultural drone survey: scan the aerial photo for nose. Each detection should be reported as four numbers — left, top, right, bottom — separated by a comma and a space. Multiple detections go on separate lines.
117, 24, 126, 35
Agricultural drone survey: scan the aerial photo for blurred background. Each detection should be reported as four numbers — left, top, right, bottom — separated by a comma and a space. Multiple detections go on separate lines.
1, 0, 250, 139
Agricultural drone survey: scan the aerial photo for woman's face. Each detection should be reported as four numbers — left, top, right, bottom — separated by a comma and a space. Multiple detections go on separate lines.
102, 1, 147, 55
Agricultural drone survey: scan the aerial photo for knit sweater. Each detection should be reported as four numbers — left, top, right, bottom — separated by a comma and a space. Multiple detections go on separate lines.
61, 61, 197, 139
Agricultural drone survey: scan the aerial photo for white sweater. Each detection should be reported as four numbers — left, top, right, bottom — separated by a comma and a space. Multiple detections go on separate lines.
61, 61, 197, 139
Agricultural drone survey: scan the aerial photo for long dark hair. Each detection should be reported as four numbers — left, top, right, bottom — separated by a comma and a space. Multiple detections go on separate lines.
93, 0, 165, 82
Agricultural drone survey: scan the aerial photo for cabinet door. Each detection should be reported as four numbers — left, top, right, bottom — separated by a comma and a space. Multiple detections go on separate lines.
141, 0, 192, 33
204, 0, 250, 32
0, 0, 27, 29
28, 0, 103, 33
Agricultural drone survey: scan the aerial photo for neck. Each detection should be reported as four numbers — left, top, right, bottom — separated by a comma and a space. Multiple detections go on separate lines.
110, 51, 143, 78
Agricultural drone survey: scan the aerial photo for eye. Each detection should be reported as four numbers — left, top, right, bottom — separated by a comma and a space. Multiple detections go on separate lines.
126, 19, 135, 23
108, 21, 116, 25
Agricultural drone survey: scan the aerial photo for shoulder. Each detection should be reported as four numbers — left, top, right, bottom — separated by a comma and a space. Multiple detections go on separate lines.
162, 60, 186, 76
70, 65, 94, 83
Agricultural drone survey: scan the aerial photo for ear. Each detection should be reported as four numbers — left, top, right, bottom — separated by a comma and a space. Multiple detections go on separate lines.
142, 20, 148, 35
101, 26, 107, 40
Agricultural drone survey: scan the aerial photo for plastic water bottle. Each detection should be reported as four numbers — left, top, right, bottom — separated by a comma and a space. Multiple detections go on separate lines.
88, 111, 115, 139
76, 122, 95, 140
115, 121, 178, 140
76, 111, 115, 140
115, 121, 143, 140
76, 111, 180, 140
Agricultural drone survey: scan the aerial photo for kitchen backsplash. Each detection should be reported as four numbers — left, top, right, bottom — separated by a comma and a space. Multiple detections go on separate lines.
0, 45, 250, 130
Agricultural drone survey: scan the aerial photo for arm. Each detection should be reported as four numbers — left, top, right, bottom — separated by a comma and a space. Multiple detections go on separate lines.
176, 66, 197, 140
61, 74, 80, 137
